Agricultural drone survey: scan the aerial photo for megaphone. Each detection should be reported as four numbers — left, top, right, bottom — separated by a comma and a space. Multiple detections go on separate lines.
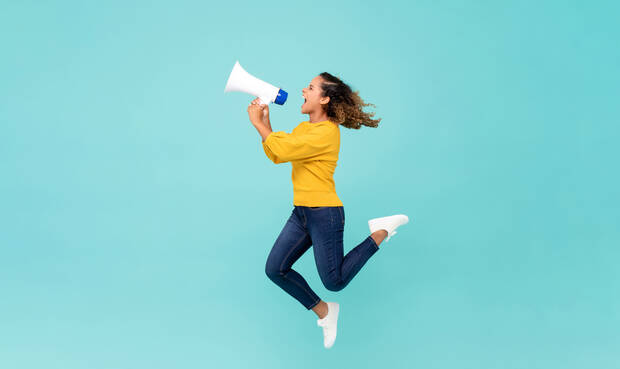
224, 61, 288, 105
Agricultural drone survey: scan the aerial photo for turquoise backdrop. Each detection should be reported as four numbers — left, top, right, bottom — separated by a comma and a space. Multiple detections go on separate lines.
1, 1, 619, 368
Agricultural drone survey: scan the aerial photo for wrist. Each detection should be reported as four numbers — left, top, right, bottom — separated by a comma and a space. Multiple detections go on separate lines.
251, 118, 270, 126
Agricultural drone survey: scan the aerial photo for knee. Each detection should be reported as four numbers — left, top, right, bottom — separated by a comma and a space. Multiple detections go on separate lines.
323, 280, 345, 292
265, 260, 282, 280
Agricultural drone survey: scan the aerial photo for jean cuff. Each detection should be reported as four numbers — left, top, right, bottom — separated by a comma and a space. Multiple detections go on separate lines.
307, 299, 321, 310
368, 235, 379, 251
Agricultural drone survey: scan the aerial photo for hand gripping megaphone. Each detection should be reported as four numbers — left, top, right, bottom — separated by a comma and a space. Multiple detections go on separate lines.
224, 61, 288, 105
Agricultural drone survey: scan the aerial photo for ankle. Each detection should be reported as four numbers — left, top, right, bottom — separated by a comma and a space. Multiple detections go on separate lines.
313, 301, 329, 319
371, 230, 388, 246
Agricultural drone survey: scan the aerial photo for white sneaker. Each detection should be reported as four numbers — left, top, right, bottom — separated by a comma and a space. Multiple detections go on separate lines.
368, 214, 410, 242
317, 302, 340, 349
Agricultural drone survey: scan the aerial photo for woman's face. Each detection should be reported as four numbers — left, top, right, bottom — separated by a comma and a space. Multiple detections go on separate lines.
301, 76, 330, 115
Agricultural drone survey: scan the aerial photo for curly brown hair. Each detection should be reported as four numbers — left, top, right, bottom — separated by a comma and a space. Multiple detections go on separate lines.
318, 72, 381, 129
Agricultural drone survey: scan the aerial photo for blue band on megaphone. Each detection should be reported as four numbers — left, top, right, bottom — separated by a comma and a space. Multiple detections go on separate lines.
274, 89, 288, 105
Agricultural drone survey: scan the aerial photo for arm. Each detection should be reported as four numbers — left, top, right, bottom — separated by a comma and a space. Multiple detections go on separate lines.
247, 98, 335, 164
262, 127, 333, 164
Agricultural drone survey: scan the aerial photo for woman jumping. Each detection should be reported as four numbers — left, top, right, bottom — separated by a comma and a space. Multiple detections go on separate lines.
247, 72, 410, 349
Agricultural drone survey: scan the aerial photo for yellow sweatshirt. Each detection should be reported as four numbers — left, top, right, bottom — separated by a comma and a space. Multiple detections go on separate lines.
262, 120, 343, 206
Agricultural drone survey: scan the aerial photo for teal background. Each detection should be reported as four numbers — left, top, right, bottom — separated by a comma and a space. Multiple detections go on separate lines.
1, 1, 619, 368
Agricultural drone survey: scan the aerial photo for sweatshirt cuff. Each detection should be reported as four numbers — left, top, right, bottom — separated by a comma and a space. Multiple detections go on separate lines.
262, 131, 273, 144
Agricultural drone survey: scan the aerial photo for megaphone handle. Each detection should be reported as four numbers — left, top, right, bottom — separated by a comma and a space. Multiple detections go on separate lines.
258, 97, 270, 105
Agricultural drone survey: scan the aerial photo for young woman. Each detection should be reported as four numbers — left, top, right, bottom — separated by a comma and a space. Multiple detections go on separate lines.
247, 72, 410, 349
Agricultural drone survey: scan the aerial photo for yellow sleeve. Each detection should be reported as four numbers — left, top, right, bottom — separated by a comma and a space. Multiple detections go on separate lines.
262, 126, 333, 164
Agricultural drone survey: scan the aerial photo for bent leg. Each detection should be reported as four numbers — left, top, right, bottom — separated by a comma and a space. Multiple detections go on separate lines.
306, 206, 379, 292
265, 208, 321, 310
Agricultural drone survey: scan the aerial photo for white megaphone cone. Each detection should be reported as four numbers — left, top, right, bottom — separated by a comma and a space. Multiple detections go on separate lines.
224, 61, 288, 105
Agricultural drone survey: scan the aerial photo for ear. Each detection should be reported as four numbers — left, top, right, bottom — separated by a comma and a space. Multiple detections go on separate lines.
319, 96, 330, 105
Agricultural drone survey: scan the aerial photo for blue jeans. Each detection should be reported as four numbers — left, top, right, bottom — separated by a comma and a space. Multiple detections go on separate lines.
265, 206, 379, 310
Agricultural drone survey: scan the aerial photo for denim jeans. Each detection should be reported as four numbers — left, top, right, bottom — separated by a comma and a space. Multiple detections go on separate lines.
265, 206, 379, 310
